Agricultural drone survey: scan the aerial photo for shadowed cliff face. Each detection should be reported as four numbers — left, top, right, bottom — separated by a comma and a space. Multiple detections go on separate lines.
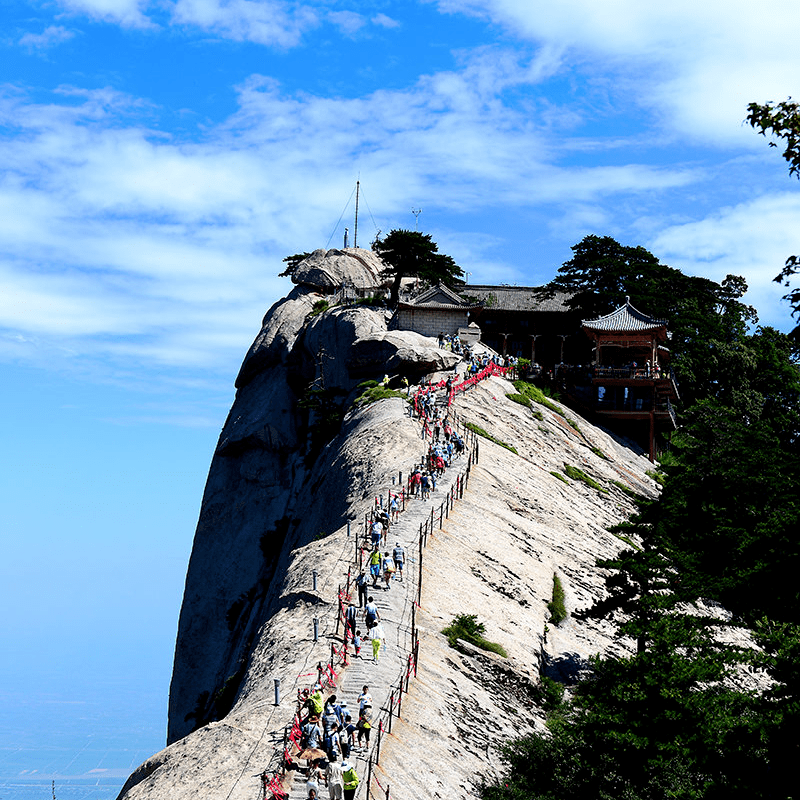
168, 261, 459, 744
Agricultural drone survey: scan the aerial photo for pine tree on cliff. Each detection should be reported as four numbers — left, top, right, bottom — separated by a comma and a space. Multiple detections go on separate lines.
372, 229, 464, 306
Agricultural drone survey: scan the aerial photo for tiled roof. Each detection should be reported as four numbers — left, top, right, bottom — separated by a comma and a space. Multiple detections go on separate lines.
582, 298, 667, 332
399, 283, 481, 310
462, 286, 573, 312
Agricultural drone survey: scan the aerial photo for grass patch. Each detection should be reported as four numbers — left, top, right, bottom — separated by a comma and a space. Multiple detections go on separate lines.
506, 392, 531, 407
610, 479, 642, 500
465, 421, 518, 454
309, 299, 330, 317
567, 418, 580, 433
533, 675, 566, 715
646, 468, 666, 485
532, 409, 544, 421
547, 574, 567, 626
562, 463, 609, 493
354, 294, 383, 306
591, 446, 609, 460
442, 614, 507, 658
355, 385, 406, 406
512, 380, 564, 416
550, 470, 570, 485
611, 530, 642, 550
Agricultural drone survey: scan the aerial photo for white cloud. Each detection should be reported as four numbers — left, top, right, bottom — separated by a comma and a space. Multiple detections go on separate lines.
328, 10, 365, 36
435, 0, 800, 147
2, 46, 792, 382
19, 26, 76, 50
371, 13, 399, 29
56, 0, 153, 27
650, 193, 800, 329
170, 0, 318, 46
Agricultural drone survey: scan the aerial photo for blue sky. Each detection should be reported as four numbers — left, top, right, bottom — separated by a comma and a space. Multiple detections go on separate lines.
3, 0, 800, 794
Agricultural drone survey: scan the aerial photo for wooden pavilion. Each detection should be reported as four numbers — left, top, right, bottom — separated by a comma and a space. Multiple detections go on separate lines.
581, 297, 679, 461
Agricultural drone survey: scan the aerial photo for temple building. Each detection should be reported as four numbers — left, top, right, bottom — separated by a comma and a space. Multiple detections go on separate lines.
459, 285, 581, 367
393, 283, 482, 338
579, 297, 679, 461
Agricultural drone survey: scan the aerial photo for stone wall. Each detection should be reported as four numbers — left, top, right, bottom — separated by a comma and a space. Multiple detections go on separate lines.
396, 307, 469, 337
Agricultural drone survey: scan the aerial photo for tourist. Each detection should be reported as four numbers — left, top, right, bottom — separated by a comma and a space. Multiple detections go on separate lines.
393, 543, 405, 580
302, 716, 323, 750
355, 571, 367, 608
364, 597, 379, 629
345, 603, 357, 638
357, 702, 373, 747
343, 715, 356, 757
382, 552, 395, 589
324, 752, 345, 800
369, 548, 381, 588
369, 622, 384, 662
353, 630, 362, 658
342, 761, 359, 800
370, 519, 382, 549
306, 760, 323, 799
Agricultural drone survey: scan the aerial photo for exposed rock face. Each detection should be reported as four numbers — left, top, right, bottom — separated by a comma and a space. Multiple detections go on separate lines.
290, 247, 386, 293
168, 281, 462, 746
125, 278, 663, 800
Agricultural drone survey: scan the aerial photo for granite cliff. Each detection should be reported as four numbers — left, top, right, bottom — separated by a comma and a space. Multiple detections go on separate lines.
118, 249, 660, 800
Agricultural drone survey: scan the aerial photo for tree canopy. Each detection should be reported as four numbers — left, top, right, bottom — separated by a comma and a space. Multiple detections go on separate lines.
747, 99, 800, 336
278, 252, 312, 278
372, 229, 463, 306
482, 230, 800, 800
543, 234, 757, 407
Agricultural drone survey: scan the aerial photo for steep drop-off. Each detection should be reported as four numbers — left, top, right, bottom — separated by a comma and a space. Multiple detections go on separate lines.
119, 253, 660, 800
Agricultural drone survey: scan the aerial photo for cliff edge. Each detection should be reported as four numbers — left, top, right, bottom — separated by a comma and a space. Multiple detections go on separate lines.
118, 253, 659, 800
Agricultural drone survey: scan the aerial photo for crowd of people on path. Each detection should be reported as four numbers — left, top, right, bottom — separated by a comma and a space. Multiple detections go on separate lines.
296, 682, 384, 800
280, 359, 490, 800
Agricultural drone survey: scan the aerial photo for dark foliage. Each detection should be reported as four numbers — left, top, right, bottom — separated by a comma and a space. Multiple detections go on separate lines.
372, 229, 463, 306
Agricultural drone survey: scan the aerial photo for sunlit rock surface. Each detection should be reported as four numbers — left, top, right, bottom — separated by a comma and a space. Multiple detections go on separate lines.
121, 274, 664, 800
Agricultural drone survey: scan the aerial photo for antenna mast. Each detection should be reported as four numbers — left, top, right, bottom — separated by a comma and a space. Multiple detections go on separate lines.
354, 180, 360, 249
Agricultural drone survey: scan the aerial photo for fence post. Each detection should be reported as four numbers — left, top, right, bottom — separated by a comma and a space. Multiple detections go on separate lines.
376, 721, 383, 765
418, 531, 423, 605
396, 681, 403, 720
387, 690, 395, 733
439, 504, 443, 530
